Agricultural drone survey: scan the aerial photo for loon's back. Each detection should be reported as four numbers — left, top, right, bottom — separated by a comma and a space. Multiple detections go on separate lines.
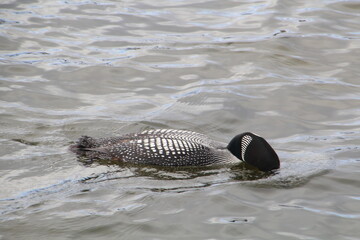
71, 129, 238, 166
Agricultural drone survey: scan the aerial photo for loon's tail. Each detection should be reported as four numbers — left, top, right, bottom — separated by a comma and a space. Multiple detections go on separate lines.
69, 136, 97, 154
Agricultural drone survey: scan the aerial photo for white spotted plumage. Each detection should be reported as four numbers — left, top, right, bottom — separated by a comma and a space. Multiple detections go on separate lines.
77, 129, 239, 166
72, 129, 280, 171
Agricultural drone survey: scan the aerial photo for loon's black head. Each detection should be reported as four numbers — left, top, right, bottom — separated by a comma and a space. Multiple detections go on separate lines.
227, 132, 280, 172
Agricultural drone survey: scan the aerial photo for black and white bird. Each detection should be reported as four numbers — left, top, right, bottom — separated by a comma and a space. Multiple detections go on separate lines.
70, 129, 280, 172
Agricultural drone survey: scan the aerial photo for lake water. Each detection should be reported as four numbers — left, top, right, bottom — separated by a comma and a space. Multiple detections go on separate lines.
0, 0, 359, 239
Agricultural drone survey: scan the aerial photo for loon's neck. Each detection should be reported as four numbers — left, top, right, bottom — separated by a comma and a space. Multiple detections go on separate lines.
226, 134, 243, 161
227, 132, 280, 172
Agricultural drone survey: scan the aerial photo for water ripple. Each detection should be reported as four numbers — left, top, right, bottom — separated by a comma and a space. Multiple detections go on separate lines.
1, 0, 360, 239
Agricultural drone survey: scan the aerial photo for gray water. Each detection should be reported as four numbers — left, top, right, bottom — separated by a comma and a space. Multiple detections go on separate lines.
1, 0, 359, 239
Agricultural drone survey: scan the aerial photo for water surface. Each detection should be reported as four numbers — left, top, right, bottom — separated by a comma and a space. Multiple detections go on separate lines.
0, 0, 359, 239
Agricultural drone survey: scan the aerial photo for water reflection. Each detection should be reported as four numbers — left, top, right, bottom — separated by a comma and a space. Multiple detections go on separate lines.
77, 160, 272, 182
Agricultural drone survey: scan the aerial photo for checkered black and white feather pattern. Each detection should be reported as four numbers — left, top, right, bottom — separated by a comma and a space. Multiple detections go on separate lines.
241, 135, 253, 162
75, 129, 238, 166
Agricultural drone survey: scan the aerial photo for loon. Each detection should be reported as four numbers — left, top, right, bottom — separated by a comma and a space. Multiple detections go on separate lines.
70, 129, 280, 172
